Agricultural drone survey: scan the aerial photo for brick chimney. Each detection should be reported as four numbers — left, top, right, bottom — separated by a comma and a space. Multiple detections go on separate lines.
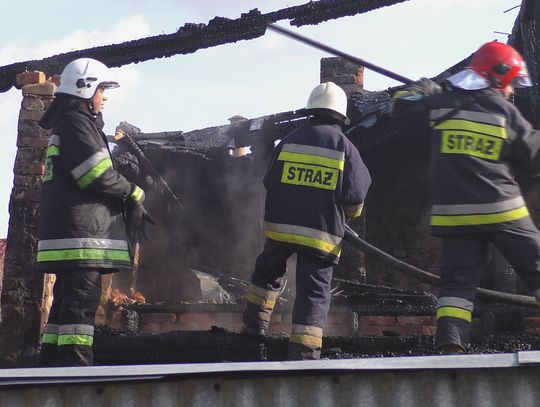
320, 57, 364, 97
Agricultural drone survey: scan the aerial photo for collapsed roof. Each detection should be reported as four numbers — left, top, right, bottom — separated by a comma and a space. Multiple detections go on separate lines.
0, 0, 409, 93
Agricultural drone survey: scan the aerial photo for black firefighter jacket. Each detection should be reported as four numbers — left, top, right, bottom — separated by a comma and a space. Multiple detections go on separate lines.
37, 105, 143, 272
391, 85, 540, 236
263, 117, 372, 264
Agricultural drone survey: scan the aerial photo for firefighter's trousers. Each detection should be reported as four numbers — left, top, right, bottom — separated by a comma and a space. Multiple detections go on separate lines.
39, 269, 102, 366
243, 239, 334, 360
436, 220, 540, 350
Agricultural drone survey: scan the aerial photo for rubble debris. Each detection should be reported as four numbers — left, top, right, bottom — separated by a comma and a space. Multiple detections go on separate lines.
93, 326, 540, 364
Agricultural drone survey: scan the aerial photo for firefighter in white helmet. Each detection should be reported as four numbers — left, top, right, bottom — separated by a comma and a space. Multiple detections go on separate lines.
390, 42, 540, 355
37, 58, 154, 366
241, 82, 371, 359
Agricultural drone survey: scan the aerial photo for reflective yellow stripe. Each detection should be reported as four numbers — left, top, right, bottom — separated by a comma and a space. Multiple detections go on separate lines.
431, 206, 529, 226
435, 119, 507, 139
392, 90, 421, 101
292, 324, 323, 337
42, 333, 59, 345
436, 306, 472, 322
58, 334, 94, 346
130, 185, 144, 204
248, 284, 280, 300
278, 151, 344, 171
47, 145, 60, 157
290, 333, 323, 348
247, 293, 276, 309
265, 230, 341, 257
37, 248, 130, 263
77, 158, 113, 189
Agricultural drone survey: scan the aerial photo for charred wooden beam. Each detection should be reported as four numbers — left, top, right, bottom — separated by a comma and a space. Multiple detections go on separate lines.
0, 9, 266, 93
0, 0, 411, 93
266, 0, 409, 27
107, 131, 184, 143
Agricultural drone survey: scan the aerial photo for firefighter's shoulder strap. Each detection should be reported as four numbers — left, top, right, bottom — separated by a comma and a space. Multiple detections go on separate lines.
429, 91, 479, 129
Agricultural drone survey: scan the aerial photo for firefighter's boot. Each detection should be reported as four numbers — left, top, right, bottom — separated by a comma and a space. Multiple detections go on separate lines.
38, 344, 58, 367
56, 344, 94, 367
242, 284, 280, 337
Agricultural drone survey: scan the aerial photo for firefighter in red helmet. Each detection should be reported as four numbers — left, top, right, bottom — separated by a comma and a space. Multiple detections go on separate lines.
390, 41, 540, 354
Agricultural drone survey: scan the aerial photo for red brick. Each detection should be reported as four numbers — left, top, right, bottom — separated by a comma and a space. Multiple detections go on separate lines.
22, 96, 45, 111
16, 136, 49, 148
212, 312, 243, 326
324, 323, 352, 337
360, 326, 385, 336
14, 162, 45, 175
361, 316, 396, 326
141, 322, 161, 334
326, 312, 355, 324
49, 75, 61, 86
19, 109, 45, 122
22, 82, 55, 96
12, 189, 42, 203
420, 326, 436, 335
397, 316, 436, 326
177, 313, 215, 330
269, 323, 290, 335
140, 313, 176, 324
525, 317, 540, 329
392, 326, 424, 336
16, 71, 45, 86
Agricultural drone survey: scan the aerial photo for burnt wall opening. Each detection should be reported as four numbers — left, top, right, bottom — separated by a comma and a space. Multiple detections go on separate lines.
134, 149, 265, 301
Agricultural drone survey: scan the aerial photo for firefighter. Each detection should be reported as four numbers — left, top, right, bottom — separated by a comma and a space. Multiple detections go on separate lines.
389, 41, 540, 354
241, 82, 371, 360
36, 58, 154, 366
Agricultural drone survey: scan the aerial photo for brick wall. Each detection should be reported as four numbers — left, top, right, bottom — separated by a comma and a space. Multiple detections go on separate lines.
0, 72, 55, 366
120, 310, 438, 338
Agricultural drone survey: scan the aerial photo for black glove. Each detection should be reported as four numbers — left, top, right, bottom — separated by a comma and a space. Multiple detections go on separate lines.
126, 204, 156, 244
411, 77, 442, 96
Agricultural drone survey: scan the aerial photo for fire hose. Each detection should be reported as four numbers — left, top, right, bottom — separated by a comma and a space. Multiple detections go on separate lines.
344, 226, 538, 308
267, 23, 413, 84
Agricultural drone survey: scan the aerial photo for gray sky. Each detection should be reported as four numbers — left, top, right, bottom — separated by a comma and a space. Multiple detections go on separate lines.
0, 0, 520, 237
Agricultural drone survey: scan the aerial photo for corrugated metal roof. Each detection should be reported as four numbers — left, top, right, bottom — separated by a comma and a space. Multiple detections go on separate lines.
2, 352, 540, 406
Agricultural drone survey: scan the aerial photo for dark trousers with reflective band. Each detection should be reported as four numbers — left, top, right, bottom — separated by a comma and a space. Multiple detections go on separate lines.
40, 269, 102, 367
436, 221, 540, 349
243, 239, 334, 359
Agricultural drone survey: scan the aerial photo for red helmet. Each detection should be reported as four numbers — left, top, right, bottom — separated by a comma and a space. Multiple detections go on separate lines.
469, 41, 532, 89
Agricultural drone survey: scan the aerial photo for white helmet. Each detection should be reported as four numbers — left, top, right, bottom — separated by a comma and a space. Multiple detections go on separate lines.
305, 82, 350, 125
56, 58, 119, 99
